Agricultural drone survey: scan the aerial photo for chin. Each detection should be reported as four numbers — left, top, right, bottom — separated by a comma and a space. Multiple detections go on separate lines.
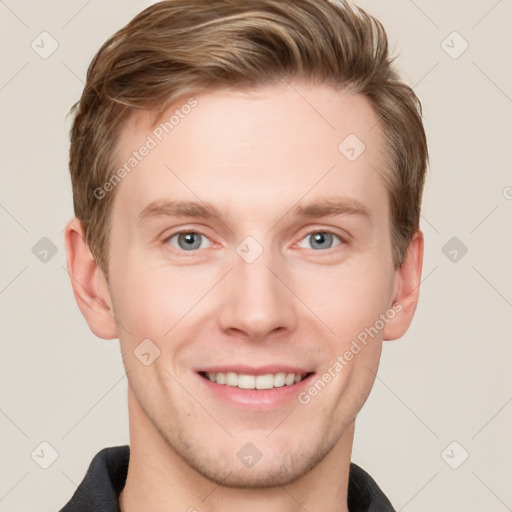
173, 429, 338, 489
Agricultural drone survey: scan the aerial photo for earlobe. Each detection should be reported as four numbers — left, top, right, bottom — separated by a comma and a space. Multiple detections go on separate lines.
383, 229, 424, 341
64, 218, 118, 340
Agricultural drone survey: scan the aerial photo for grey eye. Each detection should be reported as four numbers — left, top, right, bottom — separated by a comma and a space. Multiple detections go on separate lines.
168, 232, 209, 251
298, 232, 341, 250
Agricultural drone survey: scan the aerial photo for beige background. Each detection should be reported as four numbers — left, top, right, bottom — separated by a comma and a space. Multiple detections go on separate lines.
1, 0, 511, 510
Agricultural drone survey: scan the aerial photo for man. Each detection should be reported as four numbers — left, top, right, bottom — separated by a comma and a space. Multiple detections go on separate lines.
61, 0, 427, 510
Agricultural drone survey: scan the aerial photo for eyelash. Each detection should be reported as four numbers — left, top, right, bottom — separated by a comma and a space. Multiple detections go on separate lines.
163, 228, 347, 254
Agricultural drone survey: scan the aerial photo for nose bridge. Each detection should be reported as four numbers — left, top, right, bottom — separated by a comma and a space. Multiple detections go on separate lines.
216, 238, 297, 339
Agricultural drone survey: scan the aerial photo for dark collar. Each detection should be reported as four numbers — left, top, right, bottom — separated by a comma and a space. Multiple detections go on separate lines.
59, 445, 395, 512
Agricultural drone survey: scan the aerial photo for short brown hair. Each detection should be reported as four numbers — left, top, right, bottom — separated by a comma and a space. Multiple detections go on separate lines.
69, 0, 428, 273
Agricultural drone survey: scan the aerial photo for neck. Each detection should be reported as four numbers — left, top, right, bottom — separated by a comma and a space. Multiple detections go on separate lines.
119, 386, 354, 512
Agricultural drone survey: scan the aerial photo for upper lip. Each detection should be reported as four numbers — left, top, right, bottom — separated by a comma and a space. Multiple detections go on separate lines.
196, 365, 313, 376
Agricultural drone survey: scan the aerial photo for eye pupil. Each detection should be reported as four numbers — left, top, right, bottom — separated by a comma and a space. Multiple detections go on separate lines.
310, 232, 332, 250
178, 232, 201, 250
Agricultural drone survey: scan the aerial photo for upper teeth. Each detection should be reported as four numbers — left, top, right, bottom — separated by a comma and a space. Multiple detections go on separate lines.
205, 372, 306, 389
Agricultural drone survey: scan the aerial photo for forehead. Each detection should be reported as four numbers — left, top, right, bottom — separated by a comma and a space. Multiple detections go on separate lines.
112, 82, 388, 224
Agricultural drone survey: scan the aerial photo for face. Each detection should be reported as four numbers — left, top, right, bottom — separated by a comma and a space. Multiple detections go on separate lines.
104, 83, 401, 486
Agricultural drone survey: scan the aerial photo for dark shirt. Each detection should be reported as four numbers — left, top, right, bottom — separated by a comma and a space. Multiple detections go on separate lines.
59, 445, 396, 511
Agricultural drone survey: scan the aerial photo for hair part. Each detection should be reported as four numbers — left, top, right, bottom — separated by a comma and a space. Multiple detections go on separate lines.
69, 0, 428, 274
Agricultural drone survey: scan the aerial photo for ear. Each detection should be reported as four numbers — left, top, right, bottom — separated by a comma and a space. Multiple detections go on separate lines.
64, 218, 118, 340
383, 229, 424, 341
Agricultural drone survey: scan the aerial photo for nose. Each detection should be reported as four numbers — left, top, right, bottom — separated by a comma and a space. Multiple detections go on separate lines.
216, 245, 298, 342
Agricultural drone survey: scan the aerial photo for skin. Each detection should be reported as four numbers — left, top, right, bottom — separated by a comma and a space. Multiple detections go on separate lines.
65, 82, 423, 512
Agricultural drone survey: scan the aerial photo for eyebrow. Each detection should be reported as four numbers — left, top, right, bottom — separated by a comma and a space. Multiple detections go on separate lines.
294, 196, 372, 221
138, 200, 220, 225
137, 196, 372, 225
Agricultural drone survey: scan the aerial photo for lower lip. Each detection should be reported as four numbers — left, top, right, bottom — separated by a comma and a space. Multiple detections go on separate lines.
197, 373, 314, 409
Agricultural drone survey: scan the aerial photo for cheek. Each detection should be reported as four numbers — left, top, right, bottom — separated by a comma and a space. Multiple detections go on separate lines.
302, 261, 393, 340
109, 259, 206, 338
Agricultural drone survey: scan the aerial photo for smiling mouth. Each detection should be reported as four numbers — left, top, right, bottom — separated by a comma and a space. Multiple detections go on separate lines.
199, 371, 312, 390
